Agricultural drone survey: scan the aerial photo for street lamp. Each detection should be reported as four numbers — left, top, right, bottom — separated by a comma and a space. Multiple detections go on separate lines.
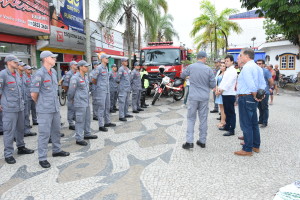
251, 37, 256, 49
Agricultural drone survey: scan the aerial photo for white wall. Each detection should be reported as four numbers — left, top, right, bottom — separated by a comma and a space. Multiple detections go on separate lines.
265, 45, 299, 76
228, 18, 266, 49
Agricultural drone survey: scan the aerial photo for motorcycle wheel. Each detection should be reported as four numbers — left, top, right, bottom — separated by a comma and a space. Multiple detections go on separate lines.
152, 92, 160, 105
59, 90, 67, 106
173, 87, 185, 101
294, 83, 300, 91
279, 81, 286, 88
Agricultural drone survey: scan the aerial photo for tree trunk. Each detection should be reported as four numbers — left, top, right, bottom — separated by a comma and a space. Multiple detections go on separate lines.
214, 26, 218, 59
126, 14, 132, 69
220, 29, 228, 54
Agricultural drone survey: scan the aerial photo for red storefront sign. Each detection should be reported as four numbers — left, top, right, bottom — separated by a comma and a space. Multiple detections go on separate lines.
95, 47, 124, 56
63, 54, 83, 62
0, 0, 50, 34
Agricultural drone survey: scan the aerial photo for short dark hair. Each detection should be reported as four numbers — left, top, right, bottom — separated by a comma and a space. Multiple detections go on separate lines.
256, 59, 265, 64
225, 55, 234, 62
241, 48, 254, 60
268, 64, 273, 68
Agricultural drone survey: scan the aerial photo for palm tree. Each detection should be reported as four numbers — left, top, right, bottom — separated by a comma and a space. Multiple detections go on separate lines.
144, 14, 179, 42
99, 0, 159, 67
190, 0, 241, 59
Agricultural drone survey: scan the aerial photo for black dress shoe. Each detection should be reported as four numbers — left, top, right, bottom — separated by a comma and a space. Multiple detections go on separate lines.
113, 107, 119, 111
210, 110, 218, 113
258, 121, 263, 124
76, 140, 88, 146
69, 125, 75, 130
216, 117, 221, 120
93, 117, 98, 121
260, 124, 268, 128
133, 110, 139, 113
110, 110, 116, 113
84, 135, 98, 139
145, 104, 149, 106
29, 125, 32, 128
99, 126, 108, 132
223, 132, 235, 136
104, 123, 116, 127
33, 122, 38, 125
125, 115, 133, 118
182, 142, 194, 149
17, 146, 34, 154
219, 127, 228, 131
24, 132, 37, 137
119, 118, 127, 121
60, 133, 65, 137
137, 108, 144, 111
0, 131, 3, 135
52, 151, 70, 157
196, 140, 206, 148
141, 105, 147, 108
39, 160, 51, 168
5, 156, 16, 164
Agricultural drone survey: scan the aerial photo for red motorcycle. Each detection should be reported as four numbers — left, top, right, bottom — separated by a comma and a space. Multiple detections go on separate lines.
152, 66, 185, 105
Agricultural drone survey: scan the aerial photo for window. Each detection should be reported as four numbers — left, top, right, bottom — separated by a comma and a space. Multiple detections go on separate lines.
280, 54, 296, 70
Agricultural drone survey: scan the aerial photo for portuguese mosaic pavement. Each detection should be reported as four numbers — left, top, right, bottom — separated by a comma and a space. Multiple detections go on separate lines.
0, 90, 299, 200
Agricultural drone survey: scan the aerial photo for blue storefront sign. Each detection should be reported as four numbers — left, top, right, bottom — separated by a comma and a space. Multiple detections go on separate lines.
49, 0, 84, 34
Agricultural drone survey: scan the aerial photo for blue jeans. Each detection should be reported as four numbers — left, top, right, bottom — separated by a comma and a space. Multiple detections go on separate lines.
238, 95, 260, 152
258, 94, 269, 125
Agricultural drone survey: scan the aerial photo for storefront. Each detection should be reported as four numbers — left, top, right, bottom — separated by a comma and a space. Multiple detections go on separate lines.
0, 34, 37, 70
37, 26, 86, 80
90, 21, 125, 71
0, 0, 50, 70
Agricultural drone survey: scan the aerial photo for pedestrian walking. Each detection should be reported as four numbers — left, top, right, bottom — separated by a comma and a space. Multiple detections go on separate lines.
235, 48, 266, 156
31, 51, 70, 168
257, 61, 274, 128
109, 64, 119, 113
181, 51, 216, 149
92, 54, 116, 132
140, 63, 149, 108
62, 61, 78, 130
68, 60, 98, 146
218, 55, 237, 136
274, 64, 280, 95
117, 58, 133, 122
90, 61, 100, 120
0, 54, 34, 164
131, 62, 143, 113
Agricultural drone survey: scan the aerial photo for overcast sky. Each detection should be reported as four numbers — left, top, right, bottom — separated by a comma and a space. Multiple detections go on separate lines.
167, 0, 247, 48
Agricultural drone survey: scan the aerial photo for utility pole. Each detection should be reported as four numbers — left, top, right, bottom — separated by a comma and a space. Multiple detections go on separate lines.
85, 0, 91, 64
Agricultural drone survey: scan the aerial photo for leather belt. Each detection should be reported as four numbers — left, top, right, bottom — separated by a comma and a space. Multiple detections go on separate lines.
238, 94, 252, 97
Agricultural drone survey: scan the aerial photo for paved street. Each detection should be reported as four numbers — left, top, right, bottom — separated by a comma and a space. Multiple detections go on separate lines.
0, 89, 300, 200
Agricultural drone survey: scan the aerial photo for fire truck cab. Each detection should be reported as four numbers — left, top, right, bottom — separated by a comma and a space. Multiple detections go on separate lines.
139, 41, 188, 90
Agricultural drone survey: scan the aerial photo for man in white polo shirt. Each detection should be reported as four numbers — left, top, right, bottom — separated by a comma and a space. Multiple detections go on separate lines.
217, 54, 238, 136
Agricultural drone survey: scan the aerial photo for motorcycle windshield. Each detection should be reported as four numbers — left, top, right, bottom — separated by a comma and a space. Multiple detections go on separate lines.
141, 49, 181, 66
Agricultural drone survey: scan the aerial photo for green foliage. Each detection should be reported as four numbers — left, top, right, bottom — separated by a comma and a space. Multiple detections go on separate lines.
99, 0, 166, 67
144, 14, 179, 42
241, 0, 300, 46
263, 19, 284, 41
191, 0, 242, 58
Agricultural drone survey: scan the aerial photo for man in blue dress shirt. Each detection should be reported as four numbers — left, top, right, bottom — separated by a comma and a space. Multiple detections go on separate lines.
235, 48, 266, 156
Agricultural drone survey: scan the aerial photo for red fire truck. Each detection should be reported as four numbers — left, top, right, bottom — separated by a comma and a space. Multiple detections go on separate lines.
139, 41, 189, 91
